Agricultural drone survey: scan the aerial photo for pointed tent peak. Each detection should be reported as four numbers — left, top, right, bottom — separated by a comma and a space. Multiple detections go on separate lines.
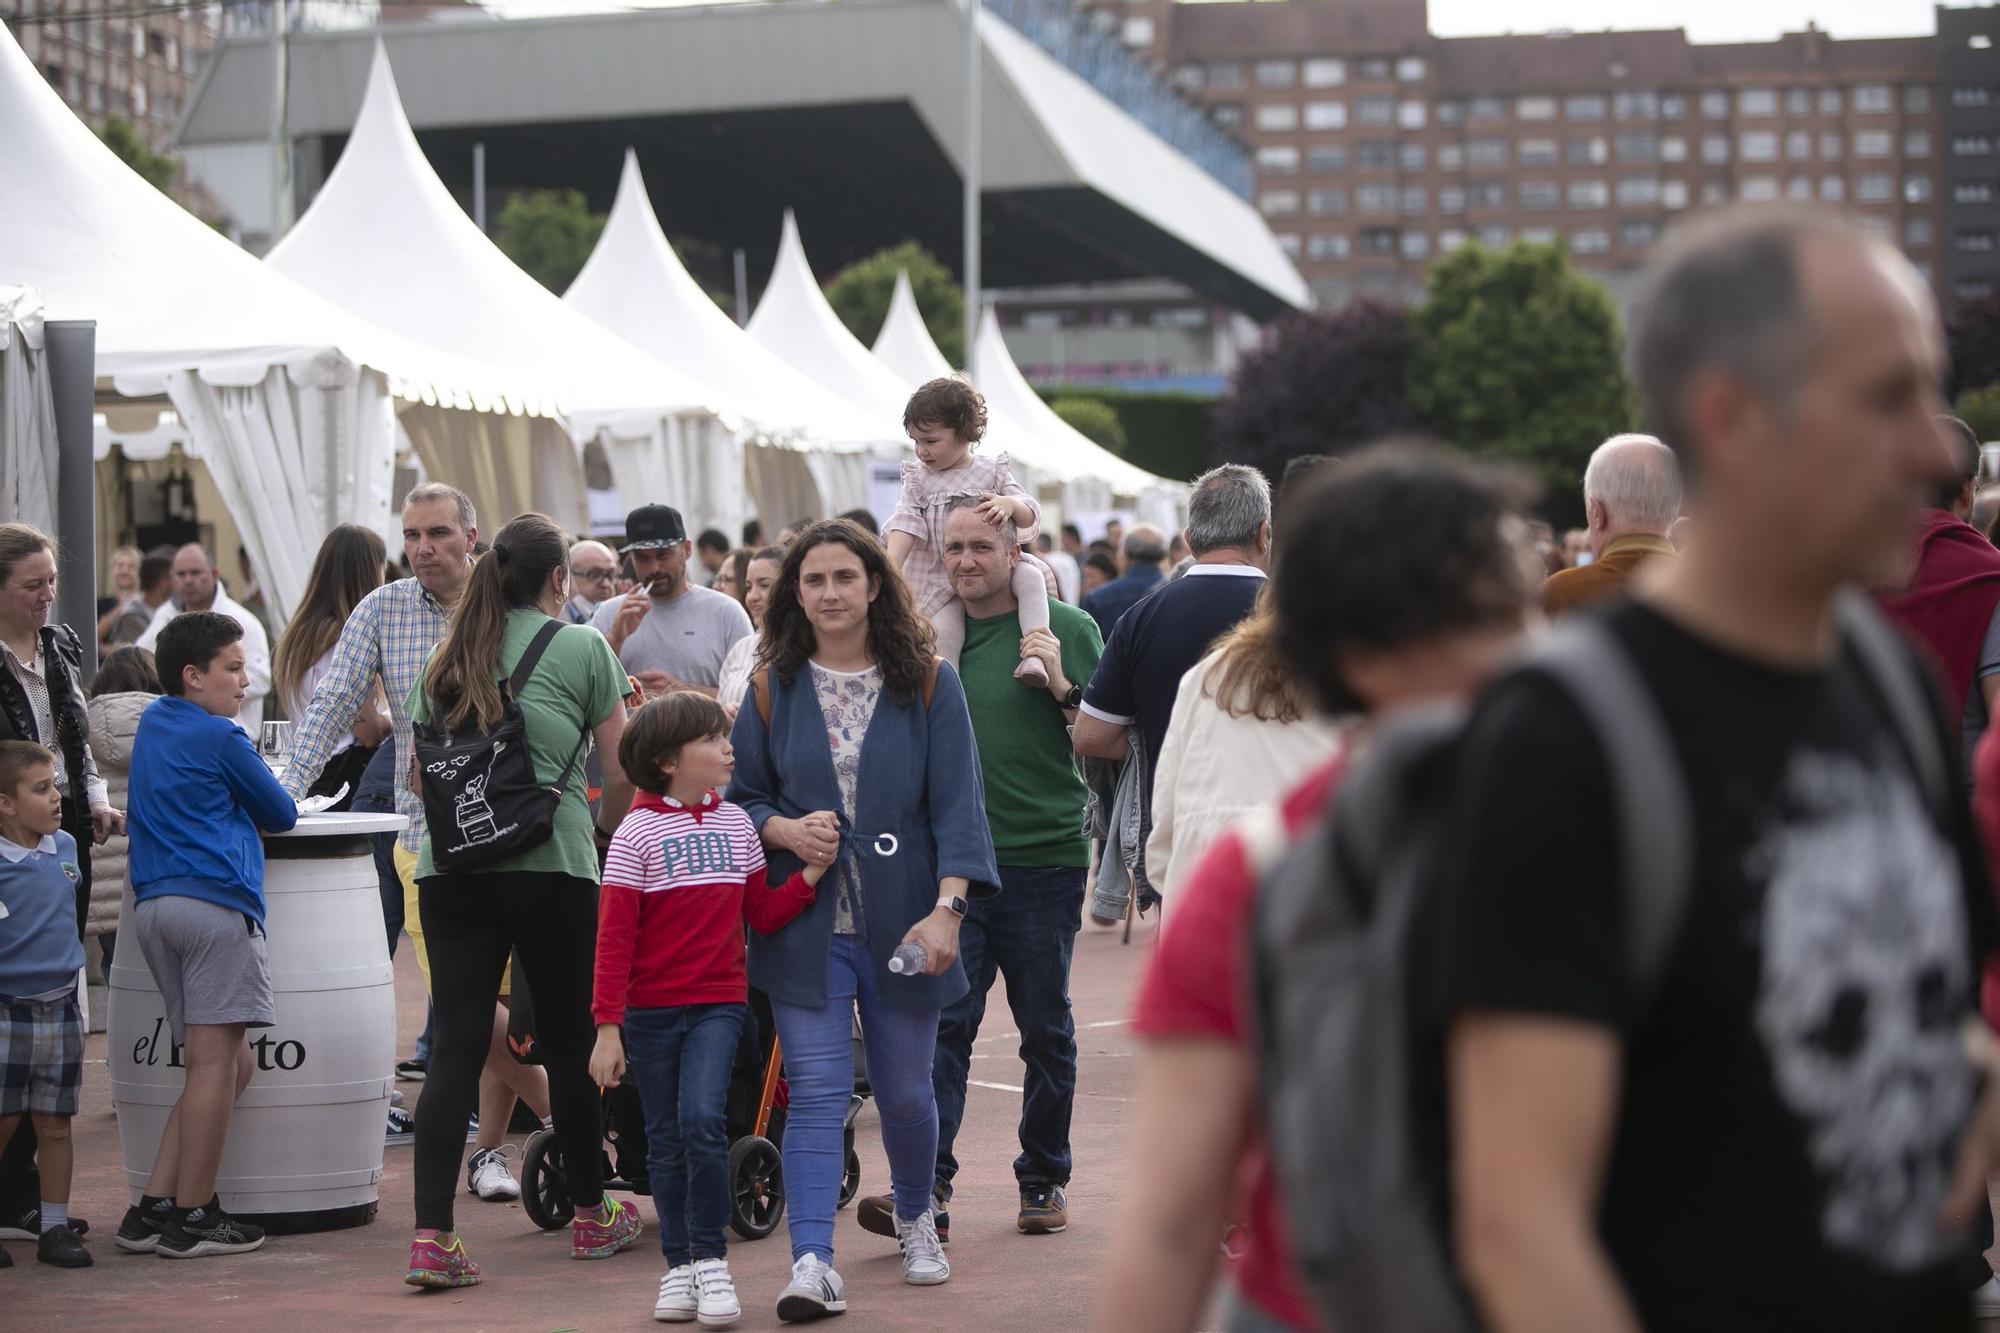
872, 270, 955, 383
355, 37, 410, 145
613, 148, 650, 212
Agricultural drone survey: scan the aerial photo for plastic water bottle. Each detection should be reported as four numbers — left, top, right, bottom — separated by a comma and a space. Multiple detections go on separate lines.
888, 942, 927, 976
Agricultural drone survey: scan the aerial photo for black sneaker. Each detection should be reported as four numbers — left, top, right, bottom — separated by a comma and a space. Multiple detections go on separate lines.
37, 1224, 91, 1267
1017, 1184, 1067, 1234
856, 1193, 949, 1244
396, 1057, 427, 1081
115, 1202, 172, 1254
0, 1243, 11, 1267
0, 1205, 88, 1241
158, 1205, 265, 1259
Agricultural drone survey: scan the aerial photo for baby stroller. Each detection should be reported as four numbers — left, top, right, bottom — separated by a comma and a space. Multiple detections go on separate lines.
520, 989, 868, 1240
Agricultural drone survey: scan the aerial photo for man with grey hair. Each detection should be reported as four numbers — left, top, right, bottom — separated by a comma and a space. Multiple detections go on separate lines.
1440, 207, 2000, 1330
1541, 433, 1682, 618
564, 539, 618, 625
1082, 523, 1169, 636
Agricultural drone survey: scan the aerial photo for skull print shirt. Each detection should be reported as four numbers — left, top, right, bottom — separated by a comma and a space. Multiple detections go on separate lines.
1438, 601, 1997, 1333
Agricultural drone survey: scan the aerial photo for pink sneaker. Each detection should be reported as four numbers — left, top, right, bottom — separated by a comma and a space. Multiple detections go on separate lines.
571, 1196, 642, 1260
405, 1233, 481, 1288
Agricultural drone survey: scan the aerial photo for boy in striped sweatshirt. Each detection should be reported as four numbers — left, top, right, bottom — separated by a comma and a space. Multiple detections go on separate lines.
591, 693, 825, 1328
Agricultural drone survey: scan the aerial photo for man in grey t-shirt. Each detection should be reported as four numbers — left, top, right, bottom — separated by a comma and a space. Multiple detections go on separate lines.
591, 504, 751, 700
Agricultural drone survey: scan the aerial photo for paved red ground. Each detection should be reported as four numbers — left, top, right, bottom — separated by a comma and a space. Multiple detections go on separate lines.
7, 915, 1156, 1331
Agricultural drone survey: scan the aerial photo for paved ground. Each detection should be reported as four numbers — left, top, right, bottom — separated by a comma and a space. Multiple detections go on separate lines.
6, 914, 1159, 1331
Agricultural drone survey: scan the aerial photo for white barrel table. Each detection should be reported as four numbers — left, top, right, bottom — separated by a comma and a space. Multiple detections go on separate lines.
108, 811, 407, 1232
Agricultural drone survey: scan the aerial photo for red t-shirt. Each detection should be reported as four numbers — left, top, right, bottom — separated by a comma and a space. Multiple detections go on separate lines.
1130, 755, 1345, 1332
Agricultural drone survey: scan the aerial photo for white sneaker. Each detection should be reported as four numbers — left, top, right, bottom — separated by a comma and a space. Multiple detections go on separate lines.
466, 1144, 521, 1201
693, 1257, 741, 1328
894, 1209, 950, 1286
775, 1253, 847, 1322
655, 1264, 696, 1322
1976, 1273, 2000, 1316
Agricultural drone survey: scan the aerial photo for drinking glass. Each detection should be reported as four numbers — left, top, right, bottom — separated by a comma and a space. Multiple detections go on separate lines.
260, 719, 292, 778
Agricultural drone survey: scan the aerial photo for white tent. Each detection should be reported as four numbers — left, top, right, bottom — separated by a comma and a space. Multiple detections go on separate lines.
565, 152, 897, 530
0, 27, 544, 624
0, 287, 56, 536
870, 273, 957, 387
266, 44, 752, 535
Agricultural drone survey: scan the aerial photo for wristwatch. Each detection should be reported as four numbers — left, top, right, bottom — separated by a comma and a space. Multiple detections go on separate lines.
1061, 683, 1085, 710
937, 894, 969, 918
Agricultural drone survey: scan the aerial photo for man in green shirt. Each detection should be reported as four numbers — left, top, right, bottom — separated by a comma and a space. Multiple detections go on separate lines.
858, 496, 1102, 1246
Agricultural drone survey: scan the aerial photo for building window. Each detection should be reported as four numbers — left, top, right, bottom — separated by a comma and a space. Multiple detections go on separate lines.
1212, 105, 1244, 129
1477, 226, 1511, 248
1821, 131, 1844, 160
1615, 133, 1658, 163
1822, 175, 1846, 202
1520, 181, 1561, 210
1356, 97, 1395, 127
1819, 87, 1844, 115
1520, 226, 1558, 246
1700, 90, 1729, 118
1356, 184, 1399, 214
1440, 228, 1470, 253
1905, 174, 1932, 203
1617, 176, 1660, 206
1567, 136, 1608, 166
1661, 136, 1687, 163
1854, 130, 1893, 159
1565, 95, 1607, 121
1572, 228, 1611, 255
1469, 180, 1508, 209
1121, 17, 1154, 49
1956, 136, 1996, 157
1567, 179, 1610, 208
1255, 60, 1297, 88
1361, 226, 1398, 256
1358, 57, 1392, 82
1436, 99, 1466, 125
1397, 57, 1427, 82
1260, 190, 1301, 217
1304, 101, 1346, 130
1398, 101, 1427, 129
1903, 84, 1931, 114
1257, 146, 1301, 174
1740, 176, 1780, 202
1437, 143, 1465, 171
1956, 181, 1994, 204
1356, 140, 1396, 169
1662, 180, 1690, 209
1401, 187, 1428, 215
1173, 65, 1204, 93
1853, 84, 1894, 114
1702, 180, 1730, 205
1788, 177, 1814, 200
1738, 88, 1778, 116
1786, 88, 1812, 116
1308, 188, 1348, 215
1960, 280, 1996, 302
1614, 90, 1659, 120
1620, 220, 1661, 248
1440, 186, 1467, 213
1467, 138, 1509, 167
1906, 217, 1934, 246
1399, 142, 1427, 171
1740, 132, 1779, 161
1402, 231, 1430, 259
1517, 95, 1557, 121
1856, 173, 1894, 201
1519, 138, 1560, 167
1957, 231, 1997, 253
1256, 104, 1300, 132
1954, 87, 1992, 108
1308, 146, 1347, 174
1303, 58, 1345, 88
1701, 134, 1731, 164
1307, 233, 1350, 261
1207, 63, 1245, 90
1787, 131, 1812, 162
1277, 233, 1302, 258
1468, 97, 1507, 123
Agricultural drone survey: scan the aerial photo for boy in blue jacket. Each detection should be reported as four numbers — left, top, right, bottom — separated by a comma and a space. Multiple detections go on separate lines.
116, 612, 296, 1261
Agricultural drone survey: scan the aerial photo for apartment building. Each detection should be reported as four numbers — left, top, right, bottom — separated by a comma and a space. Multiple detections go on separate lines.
1, 0, 220, 153
1082, 0, 1997, 311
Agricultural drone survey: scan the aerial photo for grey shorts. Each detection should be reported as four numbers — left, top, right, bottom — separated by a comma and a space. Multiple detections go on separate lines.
133, 896, 275, 1044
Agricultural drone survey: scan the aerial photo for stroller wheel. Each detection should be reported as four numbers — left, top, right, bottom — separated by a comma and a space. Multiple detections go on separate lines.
728, 1135, 786, 1240
838, 1144, 861, 1209
521, 1128, 574, 1231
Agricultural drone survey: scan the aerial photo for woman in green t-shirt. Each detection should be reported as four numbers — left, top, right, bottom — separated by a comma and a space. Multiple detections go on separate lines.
402, 513, 641, 1289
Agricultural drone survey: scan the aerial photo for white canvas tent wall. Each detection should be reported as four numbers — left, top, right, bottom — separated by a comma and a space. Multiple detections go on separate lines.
971, 307, 1186, 530
566, 153, 896, 530
0, 28, 544, 625
0, 288, 57, 537
266, 45, 751, 536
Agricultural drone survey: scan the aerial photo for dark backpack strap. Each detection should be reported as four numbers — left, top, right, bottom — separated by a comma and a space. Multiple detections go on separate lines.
507, 618, 567, 699
1834, 588, 1949, 817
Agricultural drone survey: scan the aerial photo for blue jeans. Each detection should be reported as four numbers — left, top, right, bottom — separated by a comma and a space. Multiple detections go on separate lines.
771, 934, 941, 1263
625, 1004, 747, 1265
933, 864, 1084, 1200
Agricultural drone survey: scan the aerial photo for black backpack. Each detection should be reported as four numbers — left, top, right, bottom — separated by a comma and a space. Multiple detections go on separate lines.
1245, 593, 1946, 1333
413, 618, 591, 873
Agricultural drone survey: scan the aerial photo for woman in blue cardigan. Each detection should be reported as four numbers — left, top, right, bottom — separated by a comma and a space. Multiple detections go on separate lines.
728, 520, 999, 1322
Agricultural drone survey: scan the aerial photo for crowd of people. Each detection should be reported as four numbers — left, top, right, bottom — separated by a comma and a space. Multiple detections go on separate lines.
7, 201, 2000, 1331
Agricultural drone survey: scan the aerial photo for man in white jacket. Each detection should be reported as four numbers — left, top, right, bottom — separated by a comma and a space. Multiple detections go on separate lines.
135, 544, 270, 736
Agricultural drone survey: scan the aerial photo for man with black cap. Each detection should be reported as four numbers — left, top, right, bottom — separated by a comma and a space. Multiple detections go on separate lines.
589, 505, 752, 699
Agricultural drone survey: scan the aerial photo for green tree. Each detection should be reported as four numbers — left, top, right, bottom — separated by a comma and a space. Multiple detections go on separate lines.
826, 242, 965, 367
1408, 241, 1636, 511
1956, 383, 2000, 447
494, 189, 606, 294
98, 116, 177, 195
1051, 397, 1128, 453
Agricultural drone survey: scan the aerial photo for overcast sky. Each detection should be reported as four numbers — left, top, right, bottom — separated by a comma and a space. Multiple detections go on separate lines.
1428, 0, 1938, 43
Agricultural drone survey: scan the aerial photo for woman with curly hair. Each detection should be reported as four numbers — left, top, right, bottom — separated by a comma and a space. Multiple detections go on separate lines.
726, 519, 998, 1323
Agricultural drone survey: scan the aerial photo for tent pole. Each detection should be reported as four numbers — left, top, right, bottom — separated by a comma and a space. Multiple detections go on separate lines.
961, 0, 980, 369
46, 321, 97, 680
269, 0, 290, 244
473, 142, 487, 233
734, 249, 750, 327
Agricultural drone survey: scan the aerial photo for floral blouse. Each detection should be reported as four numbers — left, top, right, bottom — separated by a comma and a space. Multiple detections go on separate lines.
810, 661, 883, 935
